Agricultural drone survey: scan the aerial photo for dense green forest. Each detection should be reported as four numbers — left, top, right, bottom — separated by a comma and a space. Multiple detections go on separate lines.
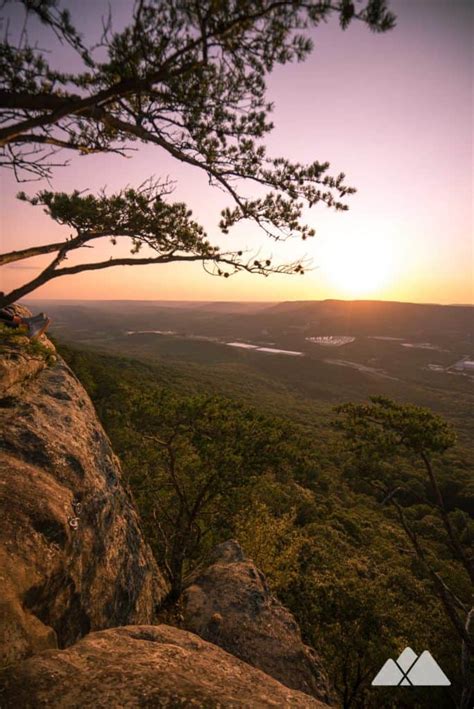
59, 342, 473, 708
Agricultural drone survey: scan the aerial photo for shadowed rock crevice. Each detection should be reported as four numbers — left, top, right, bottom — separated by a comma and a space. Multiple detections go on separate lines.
30, 515, 68, 549
23, 571, 91, 648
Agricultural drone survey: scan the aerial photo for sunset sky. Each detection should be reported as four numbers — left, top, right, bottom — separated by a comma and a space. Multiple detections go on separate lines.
1, 0, 472, 304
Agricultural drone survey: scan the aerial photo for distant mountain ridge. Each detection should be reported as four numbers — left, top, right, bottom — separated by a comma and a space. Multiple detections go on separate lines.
25, 297, 473, 342
261, 300, 473, 337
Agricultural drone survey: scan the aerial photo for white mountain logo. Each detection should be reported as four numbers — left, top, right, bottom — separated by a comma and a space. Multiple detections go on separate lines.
371, 647, 450, 686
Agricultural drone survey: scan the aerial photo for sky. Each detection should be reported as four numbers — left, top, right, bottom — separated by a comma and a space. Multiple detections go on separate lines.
0, 0, 472, 304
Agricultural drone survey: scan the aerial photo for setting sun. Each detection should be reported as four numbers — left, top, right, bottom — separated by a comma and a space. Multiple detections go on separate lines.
322, 232, 395, 297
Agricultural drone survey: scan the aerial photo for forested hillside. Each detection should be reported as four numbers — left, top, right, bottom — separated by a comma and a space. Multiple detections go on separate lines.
60, 343, 473, 708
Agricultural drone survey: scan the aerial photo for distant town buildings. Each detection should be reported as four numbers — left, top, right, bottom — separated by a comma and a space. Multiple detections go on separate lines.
306, 336, 355, 347
453, 360, 474, 372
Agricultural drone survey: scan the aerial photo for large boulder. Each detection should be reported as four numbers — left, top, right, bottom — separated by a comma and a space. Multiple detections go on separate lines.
0, 322, 168, 667
181, 540, 333, 704
0, 624, 328, 708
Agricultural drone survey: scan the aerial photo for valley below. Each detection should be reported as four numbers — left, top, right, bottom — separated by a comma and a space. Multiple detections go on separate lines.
27, 298, 474, 445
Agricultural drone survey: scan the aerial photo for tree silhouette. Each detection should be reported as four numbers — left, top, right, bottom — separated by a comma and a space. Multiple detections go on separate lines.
0, 0, 396, 306
1, 179, 313, 307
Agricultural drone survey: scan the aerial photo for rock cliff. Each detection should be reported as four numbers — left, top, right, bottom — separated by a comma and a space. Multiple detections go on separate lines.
0, 321, 168, 667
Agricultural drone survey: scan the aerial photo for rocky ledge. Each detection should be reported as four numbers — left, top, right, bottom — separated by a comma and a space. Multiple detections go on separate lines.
0, 624, 329, 708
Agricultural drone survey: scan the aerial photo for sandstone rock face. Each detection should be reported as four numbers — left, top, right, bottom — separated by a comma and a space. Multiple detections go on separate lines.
0, 327, 168, 667
181, 540, 333, 704
0, 624, 328, 708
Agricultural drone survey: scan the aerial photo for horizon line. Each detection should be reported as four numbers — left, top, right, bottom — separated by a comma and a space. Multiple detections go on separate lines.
21, 297, 474, 307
